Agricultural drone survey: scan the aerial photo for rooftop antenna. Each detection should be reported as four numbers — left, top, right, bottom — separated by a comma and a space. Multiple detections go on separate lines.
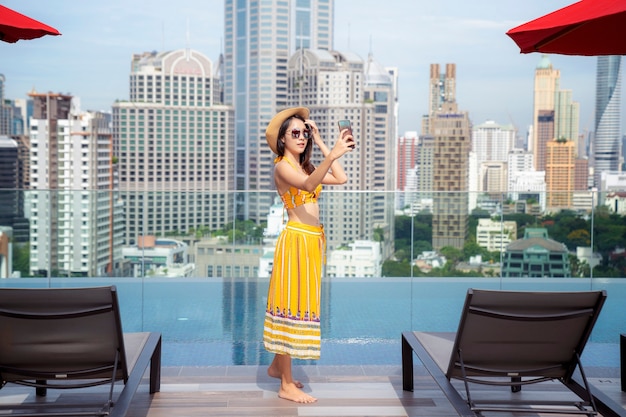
347, 23, 351, 50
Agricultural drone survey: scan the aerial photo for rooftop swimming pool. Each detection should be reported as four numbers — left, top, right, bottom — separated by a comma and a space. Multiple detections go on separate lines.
1, 277, 624, 368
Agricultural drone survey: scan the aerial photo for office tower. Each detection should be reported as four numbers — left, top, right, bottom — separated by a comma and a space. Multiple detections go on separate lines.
507, 149, 534, 191
415, 135, 435, 196
0, 74, 9, 135
593, 56, 622, 188
397, 132, 419, 210
472, 121, 516, 164
223, 0, 333, 222
112, 49, 234, 242
472, 121, 515, 200
0, 136, 18, 224
422, 63, 470, 250
285, 48, 397, 259
554, 89, 580, 151
546, 138, 575, 209
0, 135, 29, 244
431, 101, 471, 250
28, 93, 124, 277
422, 63, 456, 135
536, 110, 555, 171
480, 162, 507, 196
397, 132, 419, 192
574, 158, 589, 191
532, 56, 560, 169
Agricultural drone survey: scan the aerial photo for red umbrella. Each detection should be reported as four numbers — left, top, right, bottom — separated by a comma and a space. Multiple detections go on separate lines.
506, 0, 626, 56
0, 4, 61, 43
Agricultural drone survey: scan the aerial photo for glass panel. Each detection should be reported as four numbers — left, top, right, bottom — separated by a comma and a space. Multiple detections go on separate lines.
0, 189, 622, 369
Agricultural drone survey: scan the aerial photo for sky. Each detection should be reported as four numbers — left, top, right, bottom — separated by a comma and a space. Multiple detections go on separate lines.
0, 0, 605, 137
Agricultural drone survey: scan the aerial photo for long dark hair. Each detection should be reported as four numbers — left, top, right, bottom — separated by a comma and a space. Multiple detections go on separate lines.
276, 114, 314, 174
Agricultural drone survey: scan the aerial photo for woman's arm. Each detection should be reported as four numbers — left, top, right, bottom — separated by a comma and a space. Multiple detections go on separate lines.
275, 122, 353, 193
308, 119, 351, 185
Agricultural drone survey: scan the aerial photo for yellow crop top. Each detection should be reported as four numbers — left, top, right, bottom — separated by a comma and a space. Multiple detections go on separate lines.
275, 156, 322, 209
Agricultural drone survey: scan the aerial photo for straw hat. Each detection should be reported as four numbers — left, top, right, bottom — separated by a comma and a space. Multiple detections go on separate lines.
265, 106, 310, 154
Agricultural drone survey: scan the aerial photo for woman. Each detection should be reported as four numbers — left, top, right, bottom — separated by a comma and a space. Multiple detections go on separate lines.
263, 107, 354, 403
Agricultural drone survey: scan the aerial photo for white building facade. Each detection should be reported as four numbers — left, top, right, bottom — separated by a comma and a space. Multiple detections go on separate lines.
286, 49, 397, 259
326, 240, 382, 278
29, 96, 124, 277
476, 218, 517, 253
112, 49, 234, 242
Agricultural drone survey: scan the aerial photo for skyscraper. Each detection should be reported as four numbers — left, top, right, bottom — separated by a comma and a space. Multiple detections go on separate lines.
532, 56, 560, 170
554, 89, 580, 150
421, 63, 470, 250
431, 99, 471, 250
472, 121, 516, 165
29, 93, 124, 277
284, 48, 397, 258
223, 0, 333, 221
536, 110, 555, 172
112, 49, 234, 242
0, 135, 29, 244
422, 63, 456, 136
546, 138, 575, 210
397, 132, 419, 193
593, 56, 622, 188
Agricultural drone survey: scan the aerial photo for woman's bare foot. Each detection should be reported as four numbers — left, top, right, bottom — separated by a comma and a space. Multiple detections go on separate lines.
267, 364, 304, 388
278, 382, 317, 403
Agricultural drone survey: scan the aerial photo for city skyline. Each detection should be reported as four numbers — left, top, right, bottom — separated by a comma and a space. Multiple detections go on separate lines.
0, 0, 604, 137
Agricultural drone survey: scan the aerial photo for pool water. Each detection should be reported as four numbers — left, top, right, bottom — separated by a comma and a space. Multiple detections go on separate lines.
115, 277, 625, 368
2, 277, 623, 368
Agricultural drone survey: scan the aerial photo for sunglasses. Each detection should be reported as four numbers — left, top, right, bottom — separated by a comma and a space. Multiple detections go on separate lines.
287, 128, 311, 140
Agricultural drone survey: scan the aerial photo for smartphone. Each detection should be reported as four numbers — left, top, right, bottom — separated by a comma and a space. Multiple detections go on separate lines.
338, 119, 355, 149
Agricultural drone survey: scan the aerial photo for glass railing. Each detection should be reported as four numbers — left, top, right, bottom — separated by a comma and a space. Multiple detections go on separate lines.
0, 189, 624, 368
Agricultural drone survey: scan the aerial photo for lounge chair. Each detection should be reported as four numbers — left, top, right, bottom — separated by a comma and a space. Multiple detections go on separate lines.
401, 288, 624, 417
0, 285, 161, 417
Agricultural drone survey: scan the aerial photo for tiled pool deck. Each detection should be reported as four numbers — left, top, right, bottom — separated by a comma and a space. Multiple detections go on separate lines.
1, 364, 623, 417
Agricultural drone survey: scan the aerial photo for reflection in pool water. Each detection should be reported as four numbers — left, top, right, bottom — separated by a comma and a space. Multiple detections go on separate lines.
2, 277, 623, 367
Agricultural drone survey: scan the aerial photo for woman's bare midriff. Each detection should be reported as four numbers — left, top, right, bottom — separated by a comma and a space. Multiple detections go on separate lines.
286, 203, 320, 226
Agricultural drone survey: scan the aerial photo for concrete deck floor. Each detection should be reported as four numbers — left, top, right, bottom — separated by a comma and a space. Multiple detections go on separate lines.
0, 365, 624, 417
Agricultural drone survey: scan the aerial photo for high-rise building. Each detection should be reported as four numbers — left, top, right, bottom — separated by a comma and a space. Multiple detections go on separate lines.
554, 89, 580, 152
422, 63, 456, 136
285, 48, 397, 258
397, 132, 419, 192
112, 49, 234, 242
28, 93, 124, 277
546, 138, 575, 210
0, 75, 26, 136
0, 134, 29, 245
431, 102, 471, 250
0, 74, 9, 135
593, 56, 622, 188
480, 161, 507, 196
223, 0, 333, 221
422, 63, 471, 250
472, 121, 516, 199
415, 135, 435, 197
507, 149, 534, 192
532, 56, 560, 169
472, 121, 516, 164
574, 158, 589, 191
536, 110, 555, 171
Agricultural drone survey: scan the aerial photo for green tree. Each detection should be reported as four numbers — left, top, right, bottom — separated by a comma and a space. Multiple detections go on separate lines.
12, 243, 31, 277
566, 229, 591, 248
382, 260, 412, 277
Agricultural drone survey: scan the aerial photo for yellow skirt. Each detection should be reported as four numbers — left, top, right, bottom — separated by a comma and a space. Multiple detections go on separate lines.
263, 221, 325, 360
